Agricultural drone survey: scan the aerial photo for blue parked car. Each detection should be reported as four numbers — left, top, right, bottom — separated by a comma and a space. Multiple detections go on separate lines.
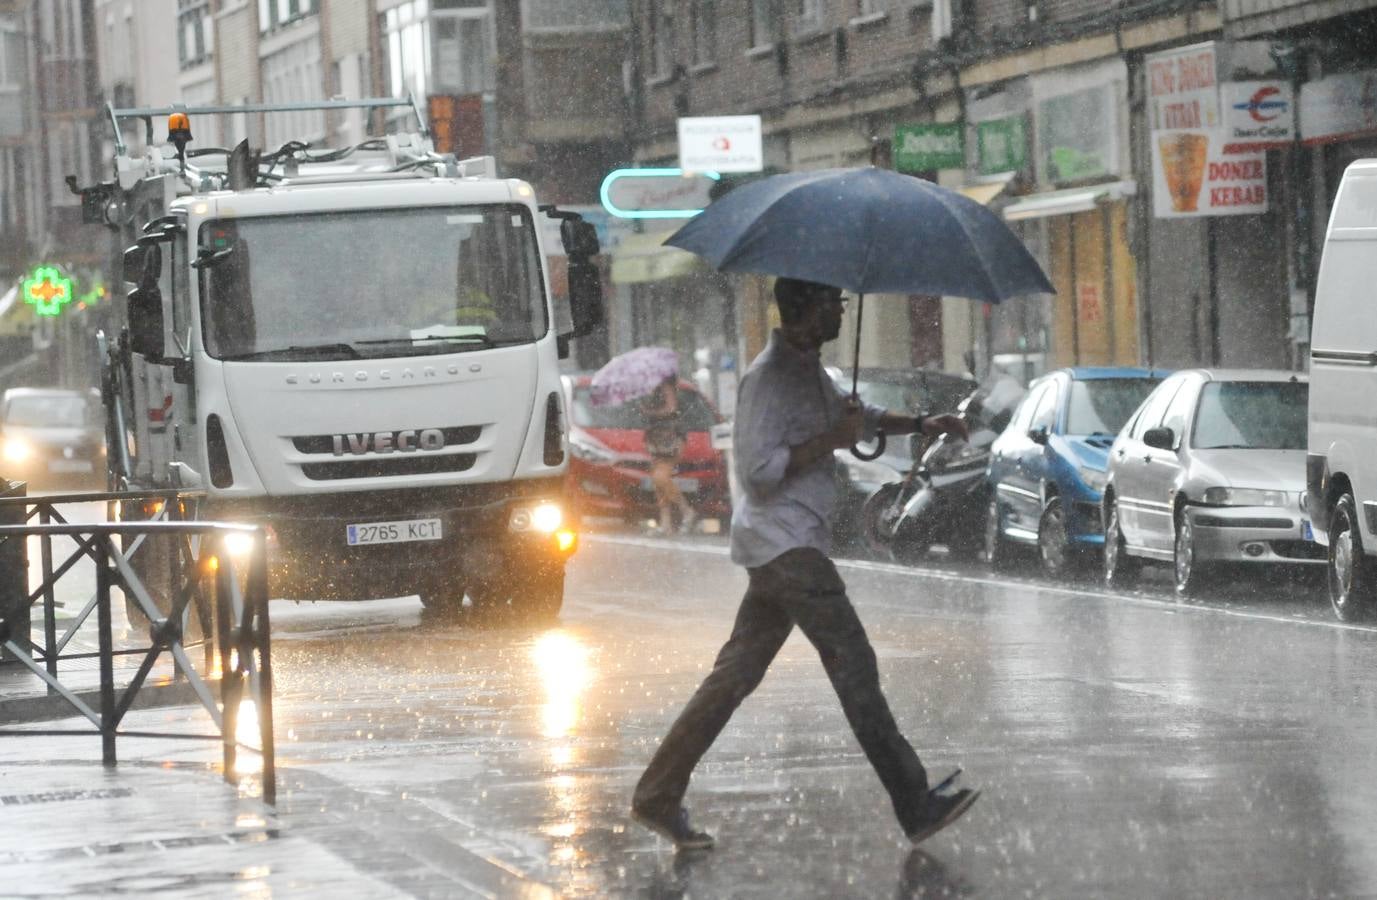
985, 367, 1167, 577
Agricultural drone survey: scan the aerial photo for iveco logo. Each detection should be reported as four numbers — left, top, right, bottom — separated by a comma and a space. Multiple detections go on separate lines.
331, 429, 446, 456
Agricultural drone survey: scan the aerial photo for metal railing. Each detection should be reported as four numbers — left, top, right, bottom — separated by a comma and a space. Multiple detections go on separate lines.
0, 489, 276, 803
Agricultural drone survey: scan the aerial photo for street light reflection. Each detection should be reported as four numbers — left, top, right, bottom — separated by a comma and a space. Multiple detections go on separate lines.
532, 630, 591, 739
234, 698, 262, 776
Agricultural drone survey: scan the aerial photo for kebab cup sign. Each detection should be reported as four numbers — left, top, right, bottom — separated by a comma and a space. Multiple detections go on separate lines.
678, 115, 763, 174
1152, 129, 1267, 218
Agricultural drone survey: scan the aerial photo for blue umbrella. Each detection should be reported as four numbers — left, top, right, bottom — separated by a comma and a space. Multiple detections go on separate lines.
665, 166, 1053, 458
666, 166, 1052, 300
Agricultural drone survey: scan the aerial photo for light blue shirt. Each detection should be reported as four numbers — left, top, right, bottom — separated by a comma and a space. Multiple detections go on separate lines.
730, 330, 883, 568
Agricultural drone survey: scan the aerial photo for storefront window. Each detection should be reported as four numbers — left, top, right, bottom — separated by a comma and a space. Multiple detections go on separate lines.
1038, 84, 1118, 185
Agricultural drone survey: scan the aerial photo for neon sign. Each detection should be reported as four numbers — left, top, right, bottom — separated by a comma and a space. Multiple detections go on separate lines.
22, 266, 74, 317
599, 168, 721, 220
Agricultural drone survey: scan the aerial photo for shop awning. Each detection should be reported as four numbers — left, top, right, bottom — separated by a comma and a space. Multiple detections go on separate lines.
957, 174, 1015, 206
610, 230, 703, 285
1002, 180, 1136, 222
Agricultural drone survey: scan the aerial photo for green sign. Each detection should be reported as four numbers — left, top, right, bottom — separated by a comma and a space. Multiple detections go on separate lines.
976, 116, 1027, 175
894, 123, 965, 173
21, 266, 73, 317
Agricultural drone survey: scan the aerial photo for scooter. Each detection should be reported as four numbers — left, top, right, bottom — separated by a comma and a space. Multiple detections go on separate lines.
859, 378, 1023, 564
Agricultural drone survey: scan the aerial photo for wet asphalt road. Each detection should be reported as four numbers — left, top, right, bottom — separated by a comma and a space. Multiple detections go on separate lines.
22, 511, 1377, 897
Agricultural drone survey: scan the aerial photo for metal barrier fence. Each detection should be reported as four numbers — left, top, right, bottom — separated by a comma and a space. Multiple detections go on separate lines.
0, 488, 276, 803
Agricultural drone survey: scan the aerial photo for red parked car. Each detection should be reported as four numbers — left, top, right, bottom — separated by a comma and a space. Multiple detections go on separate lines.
561, 374, 730, 525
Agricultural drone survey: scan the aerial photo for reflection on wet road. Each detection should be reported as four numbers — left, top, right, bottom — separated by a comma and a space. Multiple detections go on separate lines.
242, 532, 1377, 897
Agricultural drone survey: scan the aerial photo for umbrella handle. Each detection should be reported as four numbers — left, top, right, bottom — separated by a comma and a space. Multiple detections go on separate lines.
851, 429, 887, 461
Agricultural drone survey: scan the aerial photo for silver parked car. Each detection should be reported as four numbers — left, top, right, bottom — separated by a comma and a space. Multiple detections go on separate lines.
1102, 370, 1316, 596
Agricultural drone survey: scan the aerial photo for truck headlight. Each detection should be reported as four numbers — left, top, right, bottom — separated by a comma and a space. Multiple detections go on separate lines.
1202, 487, 1288, 507
511, 502, 564, 533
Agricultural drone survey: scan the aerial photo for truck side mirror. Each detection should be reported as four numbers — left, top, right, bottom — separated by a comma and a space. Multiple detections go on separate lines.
122, 243, 157, 285
128, 284, 165, 361
562, 220, 604, 338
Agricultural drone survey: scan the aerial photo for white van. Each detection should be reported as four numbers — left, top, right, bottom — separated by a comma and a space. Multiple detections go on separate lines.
1308, 159, 1377, 621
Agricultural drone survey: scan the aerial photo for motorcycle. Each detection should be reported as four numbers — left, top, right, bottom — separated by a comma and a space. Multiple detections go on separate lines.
858, 376, 1024, 564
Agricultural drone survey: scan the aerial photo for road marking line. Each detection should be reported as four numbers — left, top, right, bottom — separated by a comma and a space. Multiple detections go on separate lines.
587, 535, 1377, 635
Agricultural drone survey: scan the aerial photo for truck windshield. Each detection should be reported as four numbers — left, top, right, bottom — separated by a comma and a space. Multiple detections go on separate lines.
198, 205, 548, 360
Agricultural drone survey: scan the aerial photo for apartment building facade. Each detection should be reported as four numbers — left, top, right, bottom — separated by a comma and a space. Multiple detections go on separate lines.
622, 0, 1377, 382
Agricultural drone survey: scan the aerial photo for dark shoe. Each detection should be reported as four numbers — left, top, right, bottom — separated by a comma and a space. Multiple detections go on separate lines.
906, 788, 980, 845
631, 805, 715, 851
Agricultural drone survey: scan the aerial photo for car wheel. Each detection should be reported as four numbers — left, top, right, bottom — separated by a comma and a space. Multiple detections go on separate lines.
1174, 507, 1208, 597
984, 496, 1014, 570
1328, 492, 1377, 622
1103, 497, 1140, 588
1037, 497, 1081, 579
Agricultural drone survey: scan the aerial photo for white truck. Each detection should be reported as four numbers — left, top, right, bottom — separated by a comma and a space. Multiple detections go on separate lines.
73, 98, 603, 619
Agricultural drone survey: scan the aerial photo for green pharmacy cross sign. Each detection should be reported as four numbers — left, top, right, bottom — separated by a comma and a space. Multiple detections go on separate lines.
22, 266, 74, 317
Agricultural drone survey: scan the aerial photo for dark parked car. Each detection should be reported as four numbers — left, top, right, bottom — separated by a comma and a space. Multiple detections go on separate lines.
986, 367, 1166, 577
0, 387, 106, 489
561, 375, 730, 528
828, 367, 978, 547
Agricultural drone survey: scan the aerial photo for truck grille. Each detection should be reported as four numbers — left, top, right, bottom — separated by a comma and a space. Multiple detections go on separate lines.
300, 453, 477, 481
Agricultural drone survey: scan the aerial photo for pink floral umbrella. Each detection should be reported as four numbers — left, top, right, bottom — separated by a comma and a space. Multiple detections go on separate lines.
588, 347, 679, 407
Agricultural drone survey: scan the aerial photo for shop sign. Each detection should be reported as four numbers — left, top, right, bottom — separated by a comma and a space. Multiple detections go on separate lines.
1147, 42, 1221, 131
1223, 81, 1293, 148
1151, 129, 1267, 218
976, 116, 1027, 175
894, 123, 965, 173
678, 115, 763, 173
1038, 86, 1116, 183
1299, 70, 1377, 145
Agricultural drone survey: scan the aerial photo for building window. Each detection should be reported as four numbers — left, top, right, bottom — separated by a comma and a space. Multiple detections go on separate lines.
381, 1, 494, 103
0, 20, 23, 141
748, 0, 775, 48
794, 0, 823, 32
258, 0, 318, 34
432, 4, 494, 93
261, 33, 325, 148
691, 0, 715, 66
523, 0, 628, 32
648, 1, 673, 78
178, 0, 213, 70
859, 0, 891, 13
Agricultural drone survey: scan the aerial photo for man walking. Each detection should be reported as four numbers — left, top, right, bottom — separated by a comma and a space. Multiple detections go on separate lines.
631, 277, 980, 850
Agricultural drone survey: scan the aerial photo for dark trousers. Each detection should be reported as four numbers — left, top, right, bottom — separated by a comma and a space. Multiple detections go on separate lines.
633, 547, 930, 832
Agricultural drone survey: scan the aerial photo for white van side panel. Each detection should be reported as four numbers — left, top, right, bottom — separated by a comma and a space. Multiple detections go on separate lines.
1310, 164, 1377, 553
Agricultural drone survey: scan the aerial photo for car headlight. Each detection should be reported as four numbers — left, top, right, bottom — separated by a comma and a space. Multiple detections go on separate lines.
841, 455, 901, 487
1202, 487, 1289, 507
569, 435, 618, 464
2, 437, 31, 463
1078, 465, 1107, 492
